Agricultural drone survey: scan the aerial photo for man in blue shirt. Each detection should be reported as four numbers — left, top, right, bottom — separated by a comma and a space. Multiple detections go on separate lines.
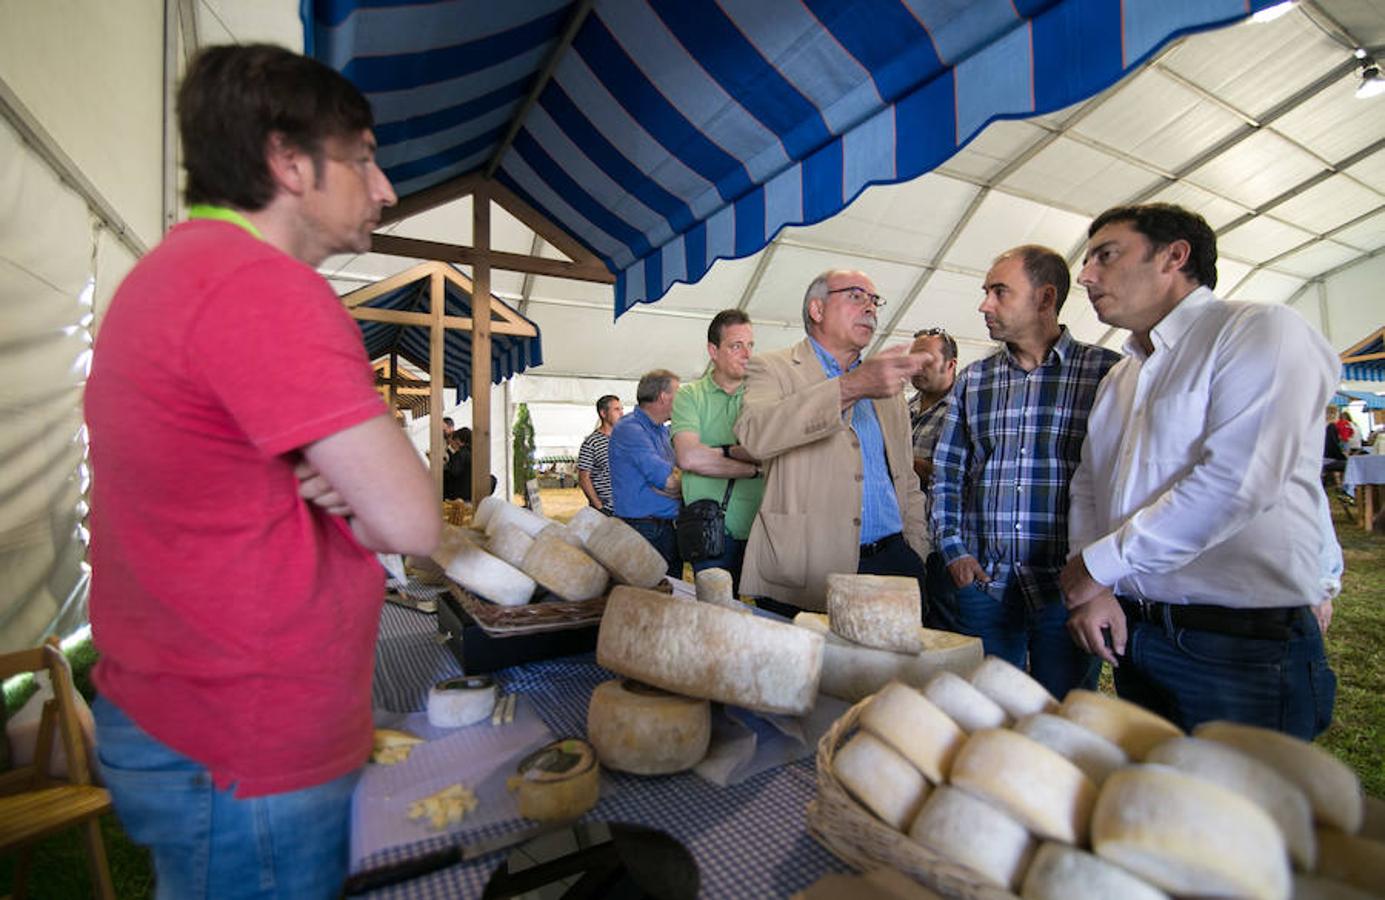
609, 369, 683, 577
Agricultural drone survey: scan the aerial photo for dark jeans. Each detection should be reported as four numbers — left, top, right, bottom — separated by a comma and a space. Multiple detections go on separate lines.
1113, 602, 1335, 739
755, 533, 928, 620
952, 580, 1098, 699
690, 532, 747, 597
922, 551, 961, 633
622, 517, 682, 578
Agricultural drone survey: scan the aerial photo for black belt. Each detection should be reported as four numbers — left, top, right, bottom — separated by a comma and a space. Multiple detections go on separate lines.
859, 532, 903, 559
1118, 597, 1306, 641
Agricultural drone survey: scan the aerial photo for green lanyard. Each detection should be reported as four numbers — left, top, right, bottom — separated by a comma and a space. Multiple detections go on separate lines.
187, 204, 263, 240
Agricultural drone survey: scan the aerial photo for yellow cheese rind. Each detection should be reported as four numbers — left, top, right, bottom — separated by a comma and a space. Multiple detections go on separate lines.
596, 586, 824, 715
1314, 829, 1385, 895
793, 612, 981, 702
586, 680, 711, 775
1020, 842, 1171, 900
833, 731, 932, 831
969, 656, 1058, 721
922, 671, 1008, 732
694, 568, 745, 612
1193, 721, 1364, 835
1013, 713, 1128, 786
1092, 764, 1291, 900
487, 521, 535, 569
859, 682, 964, 783
513, 739, 600, 823
825, 574, 923, 653
1058, 689, 1181, 760
949, 728, 1097, 845
520, 533, 610, 602
908, 785, 1035, 891
1146, 736, 1316, 870
585, 518, 669, 588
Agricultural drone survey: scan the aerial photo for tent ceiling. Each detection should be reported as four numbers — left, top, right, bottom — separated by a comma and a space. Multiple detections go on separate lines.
198, 0, 1385, 382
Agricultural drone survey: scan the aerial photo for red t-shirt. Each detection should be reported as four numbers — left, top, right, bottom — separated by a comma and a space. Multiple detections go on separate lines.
86, 220, 388, 797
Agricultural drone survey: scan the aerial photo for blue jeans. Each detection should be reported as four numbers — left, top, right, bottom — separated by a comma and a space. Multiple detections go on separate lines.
952, 581, 1097, 698
1113, 605, 1336, 739
93, 696, 358, 900
690, 532, 746, 596
622, 517, 681, 578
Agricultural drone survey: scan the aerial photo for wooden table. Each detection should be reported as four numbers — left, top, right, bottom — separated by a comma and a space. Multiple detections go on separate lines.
1344, 454, 1385, 533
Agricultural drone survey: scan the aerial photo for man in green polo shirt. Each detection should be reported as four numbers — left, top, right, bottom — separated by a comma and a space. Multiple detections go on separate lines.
672, 309, 766, 594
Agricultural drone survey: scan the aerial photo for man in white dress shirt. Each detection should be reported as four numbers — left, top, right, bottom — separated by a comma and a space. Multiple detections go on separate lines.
1060, 203, 1338, 739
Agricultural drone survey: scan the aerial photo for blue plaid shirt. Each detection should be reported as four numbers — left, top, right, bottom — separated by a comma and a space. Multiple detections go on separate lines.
930, 328, 1120, 608
808, 337, 903, 544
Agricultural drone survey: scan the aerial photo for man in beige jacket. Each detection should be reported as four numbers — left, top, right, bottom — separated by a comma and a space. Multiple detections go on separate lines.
735, 269, 933, 614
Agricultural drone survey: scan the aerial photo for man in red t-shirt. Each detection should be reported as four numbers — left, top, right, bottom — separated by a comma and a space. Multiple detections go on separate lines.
85, 45, 439, 898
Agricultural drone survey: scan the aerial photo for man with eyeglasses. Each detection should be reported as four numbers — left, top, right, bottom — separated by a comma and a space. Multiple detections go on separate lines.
931, 245, 1121, 699
735, 269, 932, 617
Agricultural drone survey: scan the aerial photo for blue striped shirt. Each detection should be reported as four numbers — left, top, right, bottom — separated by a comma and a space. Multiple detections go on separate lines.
930, 328, 1121, 607
808, 337, 903, 544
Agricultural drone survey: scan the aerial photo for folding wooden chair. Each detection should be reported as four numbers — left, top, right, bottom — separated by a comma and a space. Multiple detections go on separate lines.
0, 637, 114, 899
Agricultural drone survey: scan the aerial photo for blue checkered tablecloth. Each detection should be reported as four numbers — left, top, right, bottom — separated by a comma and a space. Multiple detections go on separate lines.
363, 603, 851, 898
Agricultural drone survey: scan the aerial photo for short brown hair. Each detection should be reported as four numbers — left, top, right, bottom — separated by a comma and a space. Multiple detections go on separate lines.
707, 309, 751, 346
636, 370, 679, 404
998, 245, 1071, 313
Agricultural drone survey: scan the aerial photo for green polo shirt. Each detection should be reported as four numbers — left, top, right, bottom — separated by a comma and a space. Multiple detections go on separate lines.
670, 371, 765, 540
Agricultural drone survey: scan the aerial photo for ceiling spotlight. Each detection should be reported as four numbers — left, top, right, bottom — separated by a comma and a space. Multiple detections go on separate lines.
1358, 59, 1385, 99
1250, 2, 1295, 24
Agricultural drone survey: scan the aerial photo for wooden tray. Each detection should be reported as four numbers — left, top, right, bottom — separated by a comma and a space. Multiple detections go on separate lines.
446, 579, 671, 638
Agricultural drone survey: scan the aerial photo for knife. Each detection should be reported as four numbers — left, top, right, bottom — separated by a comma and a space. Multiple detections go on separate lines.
341, 821, 569, 896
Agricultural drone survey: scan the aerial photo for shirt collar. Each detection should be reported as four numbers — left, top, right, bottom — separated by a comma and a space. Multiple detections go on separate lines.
1004, 325, 1075, 368
807, 335, 860, 377
187, 204, 263, 239
700, 370, 743, 397
1122, 285, 1216, 359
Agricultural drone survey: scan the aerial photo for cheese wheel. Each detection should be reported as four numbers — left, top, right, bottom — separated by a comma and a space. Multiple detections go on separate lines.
566, 506, 607, 545
426, 675, 497, 728
833, 731, 932, 831
1146, 736, 1316, 870
825, 574, 923, 653
949, 728, 1097, 845
441, 541, 536, 607
472, 495, 506, 530
922, 671, 1008, 732
1193, 721, 1363, 834
793, 612, 981, 702
1013, 713, 1128, 786
908, 785, 1035, 891
484, 501, 551, 539
858, 681, 964, 783
1092, 764, 1291, 900
585, 518, 668, 588
1021, 842, 1171, 900
1314, 829, 1385, 895
1058, 690, 1181, 760
1292, 874, 1378, 900
969, 656, 1058, 721
694, 567, 745, 612
596, 585, 824, 715
520, 533, 610, 602
586, 679, 710, 775
513, 739, 600, 822
487, 522, 535, 569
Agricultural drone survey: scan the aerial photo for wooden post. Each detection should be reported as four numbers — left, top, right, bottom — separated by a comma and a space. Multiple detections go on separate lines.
472, 184, 493, 504
429, 269, 446, 498
387, 349, 399, 415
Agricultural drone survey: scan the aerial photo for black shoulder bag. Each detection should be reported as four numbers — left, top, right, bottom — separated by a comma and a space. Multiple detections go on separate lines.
675, 478, 736, 563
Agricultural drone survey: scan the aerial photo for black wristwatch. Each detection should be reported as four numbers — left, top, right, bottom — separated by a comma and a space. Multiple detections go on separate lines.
721, 445, 732, 459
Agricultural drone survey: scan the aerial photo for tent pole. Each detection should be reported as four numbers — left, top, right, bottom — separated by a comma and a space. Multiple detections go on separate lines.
429, 270, 446, 499
472, 184, 494, 505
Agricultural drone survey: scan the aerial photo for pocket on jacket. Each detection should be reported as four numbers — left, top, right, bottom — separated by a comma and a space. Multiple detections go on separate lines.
758, 511, 807, 589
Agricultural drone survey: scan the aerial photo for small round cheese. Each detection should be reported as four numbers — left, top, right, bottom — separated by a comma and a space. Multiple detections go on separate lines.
833, 731, 931, 831
565, 506, 607, 545
969, 656, 1058, 721
825, 573, 922, 653
472, 495, 505, 530
426, 675, 497, 728
908, 785, 1035, 891
442, 541, 536, 607
1013, 713, 1128, 786
793, 612, 982, 702
694, 567, 743, 611
586, 679, 710, 775
1058, 689, 1181, 760
585, 518, 668, 588
538, 523, 584, 549
922, 670, 1008, 732
512, 738, 600, 822
858, 681, 963, 783
520, 533, 609, 602
484, 501, 551, 538
487, 522, 535, 569
949, 728, 1097, 845
1021, 842, 1171, 900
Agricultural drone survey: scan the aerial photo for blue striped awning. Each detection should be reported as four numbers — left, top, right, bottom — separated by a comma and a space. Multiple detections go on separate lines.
351, 270, 543, 402
1341, 330, 1385, 383
304, 0, 1276, 318
1334, 389, 1385, 410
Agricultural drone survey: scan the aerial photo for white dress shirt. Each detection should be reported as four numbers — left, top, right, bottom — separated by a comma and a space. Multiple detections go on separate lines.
1069, 287, 1337, 609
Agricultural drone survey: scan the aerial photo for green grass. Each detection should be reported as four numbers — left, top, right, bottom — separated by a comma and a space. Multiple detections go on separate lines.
5, 507, 1383, 897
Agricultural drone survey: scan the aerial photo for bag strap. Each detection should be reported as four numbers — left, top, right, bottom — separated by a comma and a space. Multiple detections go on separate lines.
719, 476, 736, 511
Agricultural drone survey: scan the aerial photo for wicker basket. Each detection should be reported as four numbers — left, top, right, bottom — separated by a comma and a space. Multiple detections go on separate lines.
441, 500, 473, 526
447, 580, 671, 637
808, 697, 1019, 900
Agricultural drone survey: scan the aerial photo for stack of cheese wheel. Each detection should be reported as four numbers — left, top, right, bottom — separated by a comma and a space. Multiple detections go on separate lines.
792, 574, 983, 702
822, 670, 1376, 900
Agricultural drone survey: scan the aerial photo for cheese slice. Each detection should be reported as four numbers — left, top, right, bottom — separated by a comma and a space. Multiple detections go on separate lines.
1314, 829, 1385, 895
969, 657, 1058, 721
922, 670, 1008, 733
586, 679, 711, 775
1058, 690, 1181, 760
949, 728, 1097, 845
1193, 721, 1363, 835
566, 506, 608, 546
793, 612, 981, 702
487, 522, 535, 569
859, 681, 964, 783
597, 585, 824, 715
833, 731, 932, 831
1021, 842, 1171, 900
1012, 713, 1128, 786
825, 573, 923, 653
1092, 764, 1291, 900
908, 785, 1035, 891
520, 532, 610, 602
1146, 736, 1316, 870
694, 567, 745, 612
585, 518, 669, 588
441, 540, 536, 607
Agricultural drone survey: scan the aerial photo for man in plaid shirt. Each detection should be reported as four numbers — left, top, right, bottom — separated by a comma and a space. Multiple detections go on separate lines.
931, 245, 1121, 697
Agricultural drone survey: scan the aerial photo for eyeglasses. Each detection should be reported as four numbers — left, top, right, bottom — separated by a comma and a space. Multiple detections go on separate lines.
913, 327, 947, 338
826, 286, 886, 308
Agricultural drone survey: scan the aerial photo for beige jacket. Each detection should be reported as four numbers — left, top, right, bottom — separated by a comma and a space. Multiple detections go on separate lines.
734, 338, 929, 611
